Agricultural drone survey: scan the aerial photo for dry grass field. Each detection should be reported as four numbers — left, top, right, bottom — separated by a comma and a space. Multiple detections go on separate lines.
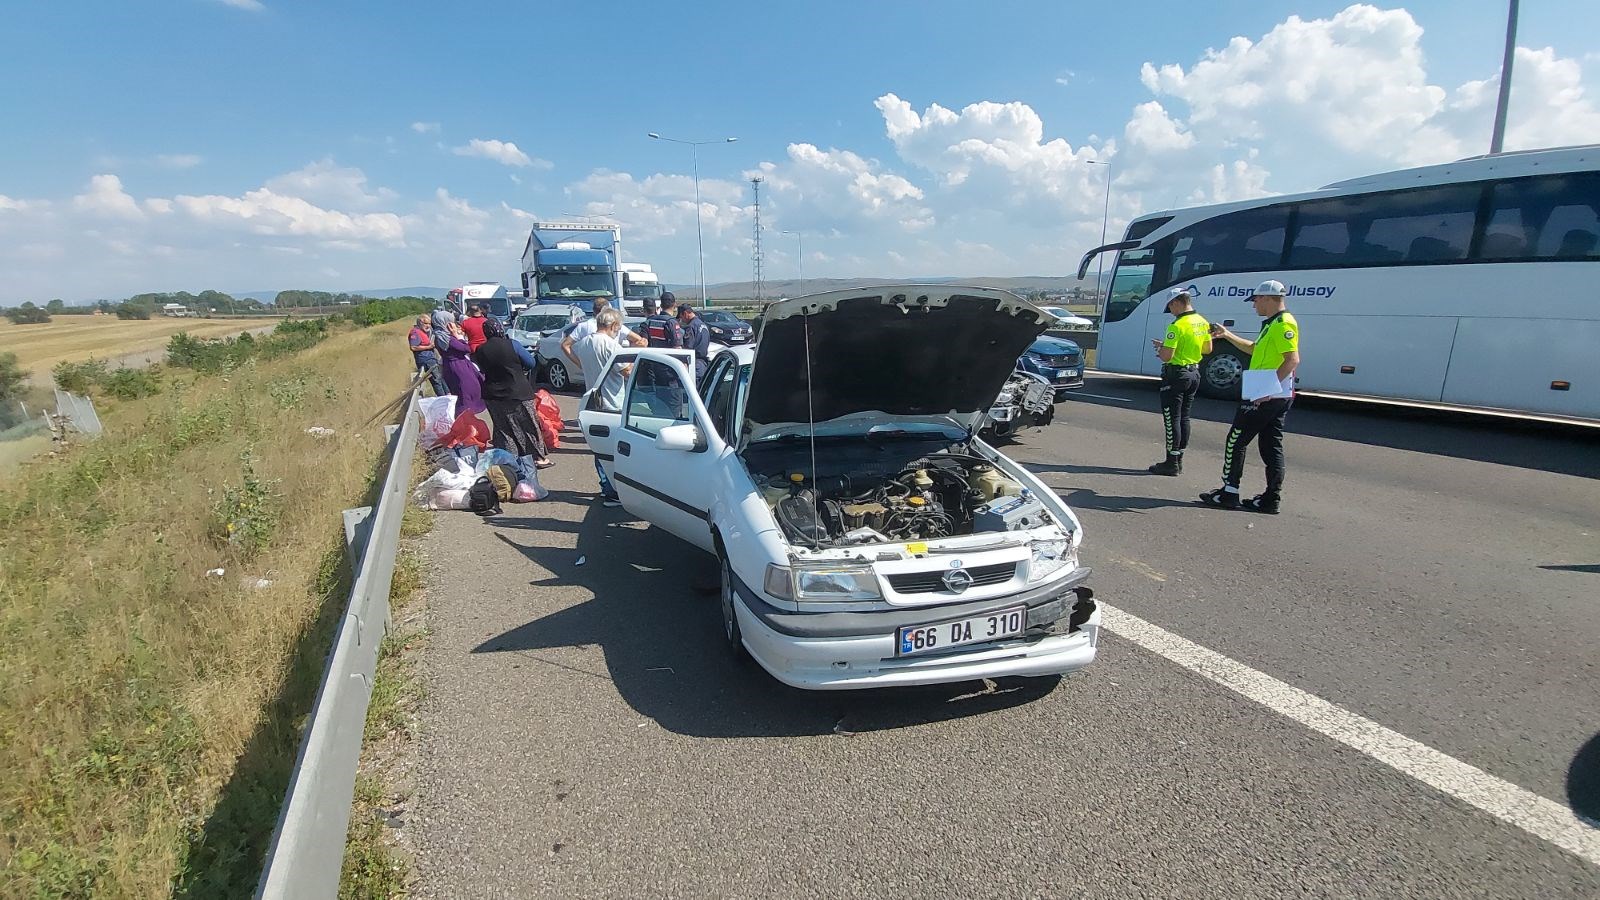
0, 321, 418, 896
0, 317, 275, 376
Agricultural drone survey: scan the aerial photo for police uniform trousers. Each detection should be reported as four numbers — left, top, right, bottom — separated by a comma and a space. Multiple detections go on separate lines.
1159, 363, 1200, 454
1222, 395, 1292, 497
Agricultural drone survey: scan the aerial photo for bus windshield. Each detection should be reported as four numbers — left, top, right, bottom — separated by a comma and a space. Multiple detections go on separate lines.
538, 270, 614, 298
1103, 247, 1156, 323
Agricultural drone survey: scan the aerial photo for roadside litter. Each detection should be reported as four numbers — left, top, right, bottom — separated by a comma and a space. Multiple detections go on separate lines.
305, 426, 336, 437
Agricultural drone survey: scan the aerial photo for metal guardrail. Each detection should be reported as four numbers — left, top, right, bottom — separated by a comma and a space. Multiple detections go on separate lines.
255, 390, 420, 899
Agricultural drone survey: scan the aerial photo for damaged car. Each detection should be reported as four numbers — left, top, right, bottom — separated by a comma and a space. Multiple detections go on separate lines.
578, 286, 1101, 690
980, 369, 1056, 440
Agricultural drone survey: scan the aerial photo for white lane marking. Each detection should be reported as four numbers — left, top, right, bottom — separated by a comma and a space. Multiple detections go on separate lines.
1066, 392, 1135, 403
1100, 603, 1600, 867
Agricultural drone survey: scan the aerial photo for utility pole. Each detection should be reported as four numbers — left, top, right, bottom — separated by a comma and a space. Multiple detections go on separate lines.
1490, 0, 1520, 154
750, 176, 764, 304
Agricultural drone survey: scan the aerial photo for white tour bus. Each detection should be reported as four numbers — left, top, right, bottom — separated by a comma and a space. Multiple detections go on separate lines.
1077, 145, 1599, 422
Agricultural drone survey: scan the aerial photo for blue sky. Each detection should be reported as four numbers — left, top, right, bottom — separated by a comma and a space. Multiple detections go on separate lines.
2, 1, 1597, 301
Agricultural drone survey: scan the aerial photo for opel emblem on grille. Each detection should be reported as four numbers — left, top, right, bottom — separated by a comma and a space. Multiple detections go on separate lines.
943, 567, 974, 593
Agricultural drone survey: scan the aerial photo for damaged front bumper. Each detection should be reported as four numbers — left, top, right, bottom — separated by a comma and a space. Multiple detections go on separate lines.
732, 569, 1101, 690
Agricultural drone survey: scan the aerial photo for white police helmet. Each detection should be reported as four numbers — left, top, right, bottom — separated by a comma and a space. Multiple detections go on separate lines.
1253, 279, 1286, 297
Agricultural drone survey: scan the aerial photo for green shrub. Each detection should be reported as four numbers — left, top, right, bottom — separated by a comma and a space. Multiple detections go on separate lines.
211, 451, 279, 558
100, 368, 162, 400
53, 359, 109, 394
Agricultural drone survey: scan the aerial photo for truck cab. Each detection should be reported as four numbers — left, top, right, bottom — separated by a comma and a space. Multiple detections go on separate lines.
620, 262, 662, 316
521, 222, 624, 312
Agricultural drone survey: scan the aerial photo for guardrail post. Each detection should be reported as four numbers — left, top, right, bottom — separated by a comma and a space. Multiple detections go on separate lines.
342, 506, 374, 568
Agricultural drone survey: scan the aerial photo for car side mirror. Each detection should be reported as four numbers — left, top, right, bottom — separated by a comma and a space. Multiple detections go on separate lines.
656, 423, 704, 453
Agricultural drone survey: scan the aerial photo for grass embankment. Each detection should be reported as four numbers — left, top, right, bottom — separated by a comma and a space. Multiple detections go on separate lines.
0, 321, 419, 897
0, 317, 274, 377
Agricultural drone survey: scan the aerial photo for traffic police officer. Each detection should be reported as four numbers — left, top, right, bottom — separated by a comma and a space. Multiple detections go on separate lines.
677, 303, 712, 381
1148, 287, 1212, 475
1199, 280, 1301, 514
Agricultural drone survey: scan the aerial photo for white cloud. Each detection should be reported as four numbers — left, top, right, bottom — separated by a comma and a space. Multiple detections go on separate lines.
411, 121, 441, 133
73, 175, 145, 220
173, 188, 405, 244
264, 159, 397, 209
213, 0, 265, 11
156, 154, 203, 169
452, 138, 550, 169
1054, 72, 1075, 87
1123, 101, 1195, 153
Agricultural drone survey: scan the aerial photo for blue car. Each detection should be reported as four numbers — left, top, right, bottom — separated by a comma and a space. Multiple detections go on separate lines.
1017, 336, 1085, 399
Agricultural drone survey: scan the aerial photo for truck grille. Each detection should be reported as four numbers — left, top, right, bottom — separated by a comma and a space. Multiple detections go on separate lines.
886, 562, 1018, 594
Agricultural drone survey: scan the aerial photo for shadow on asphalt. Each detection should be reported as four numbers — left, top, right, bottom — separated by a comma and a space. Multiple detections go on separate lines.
473, 496, 1066, 737
1066, 378, 1600, 479
1569, 731, 1600, 824
1060, 488, 1197, 514
1539, 563, 1600, 574
1027, 462, 1154, 477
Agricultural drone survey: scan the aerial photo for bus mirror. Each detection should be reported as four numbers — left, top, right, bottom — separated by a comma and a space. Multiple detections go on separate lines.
1077, 240, 1142, 279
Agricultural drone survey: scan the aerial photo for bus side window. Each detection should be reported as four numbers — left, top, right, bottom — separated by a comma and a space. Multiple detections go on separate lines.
1481, 173, 1600, 261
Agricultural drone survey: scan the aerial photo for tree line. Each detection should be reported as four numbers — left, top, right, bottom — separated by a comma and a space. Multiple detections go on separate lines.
3, 289, 435, 324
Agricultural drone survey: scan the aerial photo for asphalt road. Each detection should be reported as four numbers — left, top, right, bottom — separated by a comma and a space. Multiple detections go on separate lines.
412, 375, 1600, 898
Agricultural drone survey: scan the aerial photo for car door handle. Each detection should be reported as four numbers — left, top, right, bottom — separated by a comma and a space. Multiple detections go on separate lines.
617, 440, 631, 457
588, 424, 610, 437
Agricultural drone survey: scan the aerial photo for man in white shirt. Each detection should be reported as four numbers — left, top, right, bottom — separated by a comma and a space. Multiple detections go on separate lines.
572, 308, 632, 506
561, 298, 645, 385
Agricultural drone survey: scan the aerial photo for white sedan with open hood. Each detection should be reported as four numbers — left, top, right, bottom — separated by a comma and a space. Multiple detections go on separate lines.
578, 286, 1101, 690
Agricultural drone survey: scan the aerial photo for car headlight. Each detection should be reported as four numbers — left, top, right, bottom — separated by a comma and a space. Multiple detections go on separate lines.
1027, 538, 1073, 583
792, 564, 882, 601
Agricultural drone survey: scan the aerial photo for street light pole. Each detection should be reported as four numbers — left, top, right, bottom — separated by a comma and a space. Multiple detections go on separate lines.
1489, 0, 1521, 154
1086, 159, 1113, 318
648, 132, 738, 305
781, 230, 804, 281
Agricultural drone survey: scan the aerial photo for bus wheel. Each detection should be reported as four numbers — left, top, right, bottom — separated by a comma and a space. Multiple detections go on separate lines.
1199, 351, 1246, 400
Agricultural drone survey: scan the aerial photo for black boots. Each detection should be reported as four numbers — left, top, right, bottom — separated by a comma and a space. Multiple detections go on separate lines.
1148, 454, 1183, 476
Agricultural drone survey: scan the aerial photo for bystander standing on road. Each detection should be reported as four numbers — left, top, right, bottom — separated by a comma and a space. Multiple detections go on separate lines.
433, 309, 486, 415
561, 298, 645, 384
461, 302, 490, 353
571, 308, 632, 507
473, 318, 553, 469
1148, 288, 1212, 475
1199, 280, 1301, 514
409, 313, 448, 396
678, 303, 711, 381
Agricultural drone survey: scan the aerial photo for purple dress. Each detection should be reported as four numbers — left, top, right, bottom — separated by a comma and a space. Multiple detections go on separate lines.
439, 334, 486, 414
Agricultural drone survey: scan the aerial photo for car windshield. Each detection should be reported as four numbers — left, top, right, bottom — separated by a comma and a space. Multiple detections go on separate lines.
539, 270, 614, 297
702, 311, 741, 325
1029, 338, 1079, 354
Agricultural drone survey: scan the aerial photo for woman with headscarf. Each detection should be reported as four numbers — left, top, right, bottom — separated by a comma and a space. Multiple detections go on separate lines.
472, 318, 553, 468
433, 309, 486, 415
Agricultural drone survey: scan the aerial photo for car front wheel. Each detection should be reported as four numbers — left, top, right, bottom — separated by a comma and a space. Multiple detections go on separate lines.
546, 360, 572, 392
719, 555, 751, 663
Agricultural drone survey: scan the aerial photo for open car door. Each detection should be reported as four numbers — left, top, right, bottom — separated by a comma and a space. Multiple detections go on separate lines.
609, 350, 721, 551
576, 348, 694, 487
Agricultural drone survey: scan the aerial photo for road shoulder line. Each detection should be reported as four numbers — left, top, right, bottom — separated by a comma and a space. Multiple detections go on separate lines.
1102, 602, 1600, 867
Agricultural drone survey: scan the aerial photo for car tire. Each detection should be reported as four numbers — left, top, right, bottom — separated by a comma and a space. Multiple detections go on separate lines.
719, 554, 752, 663
546, 360, 572, 393
1199, 350, 1247, 400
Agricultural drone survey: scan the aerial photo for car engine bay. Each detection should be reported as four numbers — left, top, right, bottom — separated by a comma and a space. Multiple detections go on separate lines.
745, 441, 1059, 548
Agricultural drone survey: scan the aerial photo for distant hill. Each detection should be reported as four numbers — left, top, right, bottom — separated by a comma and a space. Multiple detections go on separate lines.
231, 286, 450, 303
666, 275, 1099, 301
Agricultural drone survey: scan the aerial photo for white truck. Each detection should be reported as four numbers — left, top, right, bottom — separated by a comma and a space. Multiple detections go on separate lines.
619, 262, 662, 315
519, 222, 624, 316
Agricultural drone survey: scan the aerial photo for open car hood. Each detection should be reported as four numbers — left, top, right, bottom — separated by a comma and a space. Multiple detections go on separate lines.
743, 285, 1051, 442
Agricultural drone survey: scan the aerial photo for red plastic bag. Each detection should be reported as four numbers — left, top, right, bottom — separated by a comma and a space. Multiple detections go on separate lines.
441, 411, 491, 450
534, 389, 562, 451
